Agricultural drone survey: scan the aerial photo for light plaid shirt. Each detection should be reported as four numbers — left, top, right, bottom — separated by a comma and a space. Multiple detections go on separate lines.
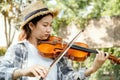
0, 40, 89, 80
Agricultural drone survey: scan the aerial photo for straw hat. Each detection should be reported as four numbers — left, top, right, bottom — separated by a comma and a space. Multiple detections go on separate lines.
20, 1, 59, 29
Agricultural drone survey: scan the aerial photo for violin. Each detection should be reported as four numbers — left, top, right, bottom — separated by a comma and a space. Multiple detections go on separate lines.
37, 36, 120, 64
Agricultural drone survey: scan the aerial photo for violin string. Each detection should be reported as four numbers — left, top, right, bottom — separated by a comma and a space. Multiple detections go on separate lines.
47, 30, 84, 75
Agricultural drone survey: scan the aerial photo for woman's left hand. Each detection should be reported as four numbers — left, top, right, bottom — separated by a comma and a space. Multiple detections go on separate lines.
91, 50, 109, 72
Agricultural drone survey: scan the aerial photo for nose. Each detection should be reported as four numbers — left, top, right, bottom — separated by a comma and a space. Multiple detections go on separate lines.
46, 26, 51, 33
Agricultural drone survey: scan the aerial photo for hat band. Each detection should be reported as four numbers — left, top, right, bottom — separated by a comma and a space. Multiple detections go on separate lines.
24, 8, 48, 21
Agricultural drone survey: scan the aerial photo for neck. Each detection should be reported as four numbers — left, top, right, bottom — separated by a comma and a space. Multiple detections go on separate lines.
28, 37, 38, 48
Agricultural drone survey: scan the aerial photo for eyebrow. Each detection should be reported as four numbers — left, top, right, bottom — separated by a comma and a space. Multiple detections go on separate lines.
43, 21, 52, 25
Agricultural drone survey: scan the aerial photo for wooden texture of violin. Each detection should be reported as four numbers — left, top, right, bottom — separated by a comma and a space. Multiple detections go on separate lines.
37, 36, 90, 61
37, 36, 66, 58
67, 42, 90, 61
37, 36, 120, 64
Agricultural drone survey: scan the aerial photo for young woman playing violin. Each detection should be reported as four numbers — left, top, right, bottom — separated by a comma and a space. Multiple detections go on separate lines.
0, 1, 109, 80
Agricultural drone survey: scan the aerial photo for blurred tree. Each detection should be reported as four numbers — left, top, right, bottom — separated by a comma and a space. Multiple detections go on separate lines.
0, 0, 120, 79
0, 0, 21, 48
0, 0, 33, 48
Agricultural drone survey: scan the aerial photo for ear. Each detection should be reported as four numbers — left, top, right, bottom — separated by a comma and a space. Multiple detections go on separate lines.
28, 22, 35, 30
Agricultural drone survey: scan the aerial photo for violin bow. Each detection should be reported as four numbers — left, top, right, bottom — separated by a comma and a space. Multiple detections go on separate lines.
49, 30, 84, 70
40, 30, 84, 80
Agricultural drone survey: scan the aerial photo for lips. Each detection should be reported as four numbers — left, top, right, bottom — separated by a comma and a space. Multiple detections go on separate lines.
45, 34, 50, 37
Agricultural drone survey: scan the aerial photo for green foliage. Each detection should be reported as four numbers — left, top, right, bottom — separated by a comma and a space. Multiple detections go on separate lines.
0, 47, 6, 56
91, 0, 120, 17
52, 16, 73, 35
46, 0, 120, 33
101, 0, 120, 16
46, 0, 94, 31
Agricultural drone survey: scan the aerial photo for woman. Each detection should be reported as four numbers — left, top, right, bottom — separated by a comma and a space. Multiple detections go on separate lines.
0, 1, 109, 80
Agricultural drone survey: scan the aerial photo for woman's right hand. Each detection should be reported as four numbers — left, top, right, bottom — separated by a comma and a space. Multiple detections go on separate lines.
13, 64, 48, 79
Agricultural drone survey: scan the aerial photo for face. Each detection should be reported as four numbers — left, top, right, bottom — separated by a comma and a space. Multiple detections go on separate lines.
29, 14, 53, 40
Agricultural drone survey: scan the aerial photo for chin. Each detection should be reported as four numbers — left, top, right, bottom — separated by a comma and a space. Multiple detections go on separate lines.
40, 36, 49, 41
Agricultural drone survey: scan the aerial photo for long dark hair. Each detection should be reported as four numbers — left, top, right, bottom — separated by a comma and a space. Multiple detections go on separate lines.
18, 13, 53, 41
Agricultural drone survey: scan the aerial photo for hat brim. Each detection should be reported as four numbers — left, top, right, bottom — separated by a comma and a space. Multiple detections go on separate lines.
20, 9, 59, 29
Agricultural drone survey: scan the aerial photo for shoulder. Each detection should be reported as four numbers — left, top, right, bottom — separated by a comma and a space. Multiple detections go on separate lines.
9, 40, 28, 59
12, 40, 28, 48
7, 40, 28, 53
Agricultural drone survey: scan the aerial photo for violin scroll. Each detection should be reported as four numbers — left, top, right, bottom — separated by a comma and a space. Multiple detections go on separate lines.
108, 54, 120, 64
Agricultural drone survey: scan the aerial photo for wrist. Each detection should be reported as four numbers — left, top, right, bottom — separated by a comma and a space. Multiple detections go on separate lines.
85, 67, 97, 77
13, 69, 23, 80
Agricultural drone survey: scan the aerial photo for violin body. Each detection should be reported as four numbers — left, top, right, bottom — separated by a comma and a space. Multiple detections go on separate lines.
67, 42, 90, 61
37, 36, 120, 64
37, 36, 90, 61
38, 36, 65, 58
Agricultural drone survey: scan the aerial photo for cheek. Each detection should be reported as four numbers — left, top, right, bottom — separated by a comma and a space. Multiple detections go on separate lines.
36, 27, 45, 36
32, 27, 41, 36
37, 27, 44, 33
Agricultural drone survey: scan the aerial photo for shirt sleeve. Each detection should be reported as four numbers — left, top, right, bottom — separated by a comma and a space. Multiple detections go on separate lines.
0, 43, 26, 80
57, 57, 90, 80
